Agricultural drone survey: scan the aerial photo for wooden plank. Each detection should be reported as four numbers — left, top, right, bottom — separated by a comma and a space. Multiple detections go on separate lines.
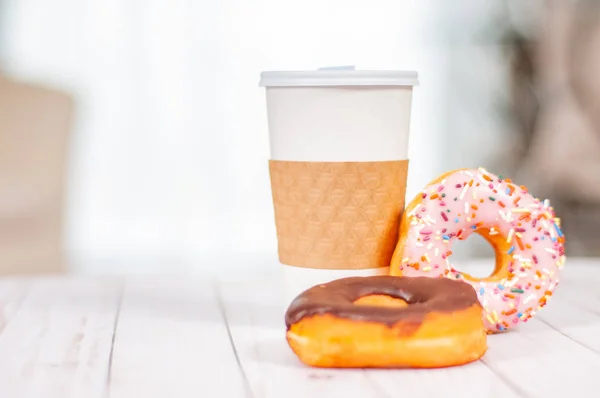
108, 276, 249, 398
0, 277, 121, 398
560, 290, 600, 315
526, 259, 600, 353
0, 261, 595, 398
437, 260, 600, 395
550, 270, 600, 316
545, 277, 600, 354
559, 260, 600, 291
345, 366, 516, 398
364, 361, 521, 398
217, 275, 519, 398
482, 317, 600, 397
537, 297, 600, 353
0, 277, 31, 336
216, 276, 382, 398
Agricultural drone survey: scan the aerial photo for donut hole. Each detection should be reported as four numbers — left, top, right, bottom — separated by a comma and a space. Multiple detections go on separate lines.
450, 231, 499, 279
353, 294, 408, 308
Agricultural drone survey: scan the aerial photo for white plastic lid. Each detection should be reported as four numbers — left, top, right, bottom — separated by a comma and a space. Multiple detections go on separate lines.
259, 66, 419, 87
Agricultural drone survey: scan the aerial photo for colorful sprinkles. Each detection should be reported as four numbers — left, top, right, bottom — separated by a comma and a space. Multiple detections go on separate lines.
397, 167, 566, 332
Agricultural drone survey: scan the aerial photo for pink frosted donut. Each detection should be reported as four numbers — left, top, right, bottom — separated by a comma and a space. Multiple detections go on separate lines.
390, 168, 566, 332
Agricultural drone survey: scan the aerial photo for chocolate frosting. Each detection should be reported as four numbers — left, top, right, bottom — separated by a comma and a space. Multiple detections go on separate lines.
285, 276, 480, 329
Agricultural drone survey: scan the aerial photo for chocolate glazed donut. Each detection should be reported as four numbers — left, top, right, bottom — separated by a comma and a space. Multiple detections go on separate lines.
286, 276, 480, 328
284, 276, 487, 369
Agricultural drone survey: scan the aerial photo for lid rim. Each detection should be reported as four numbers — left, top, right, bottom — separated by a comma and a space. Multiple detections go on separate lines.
259, 70, 419, 87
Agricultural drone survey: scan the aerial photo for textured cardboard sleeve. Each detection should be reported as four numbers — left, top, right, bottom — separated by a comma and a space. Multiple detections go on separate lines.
269, 160, 409, 270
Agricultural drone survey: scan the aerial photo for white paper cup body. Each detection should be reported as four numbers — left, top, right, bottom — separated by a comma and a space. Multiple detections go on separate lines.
260, 69, 418, 302
263, 77, 416, 162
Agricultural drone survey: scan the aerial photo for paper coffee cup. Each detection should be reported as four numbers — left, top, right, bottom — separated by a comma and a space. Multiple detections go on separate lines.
259, 67, 418, 303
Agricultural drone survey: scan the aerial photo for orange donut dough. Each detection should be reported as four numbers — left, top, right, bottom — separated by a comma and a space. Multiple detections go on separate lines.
284, 276, 487, 368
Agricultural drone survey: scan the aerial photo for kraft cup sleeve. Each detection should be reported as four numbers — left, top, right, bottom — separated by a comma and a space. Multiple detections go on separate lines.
268, 160, 409, 270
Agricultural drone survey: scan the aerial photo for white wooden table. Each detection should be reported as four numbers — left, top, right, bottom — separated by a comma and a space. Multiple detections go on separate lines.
1, 259, 599, 398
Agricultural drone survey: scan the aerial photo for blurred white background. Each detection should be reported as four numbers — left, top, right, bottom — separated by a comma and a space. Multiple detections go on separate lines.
0, 0, 455, 273
2, 1, 555, 274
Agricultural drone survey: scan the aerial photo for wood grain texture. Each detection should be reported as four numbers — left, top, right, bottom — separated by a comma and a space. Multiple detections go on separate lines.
482, 317, 600, 397
107, 276, 249, 398
0, 260, 599, 398
536, 264, 600, 354
216, 275, 521, 398
0, 277, 120, 398
0, 278, 30, 336
217, 277, 389, 398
